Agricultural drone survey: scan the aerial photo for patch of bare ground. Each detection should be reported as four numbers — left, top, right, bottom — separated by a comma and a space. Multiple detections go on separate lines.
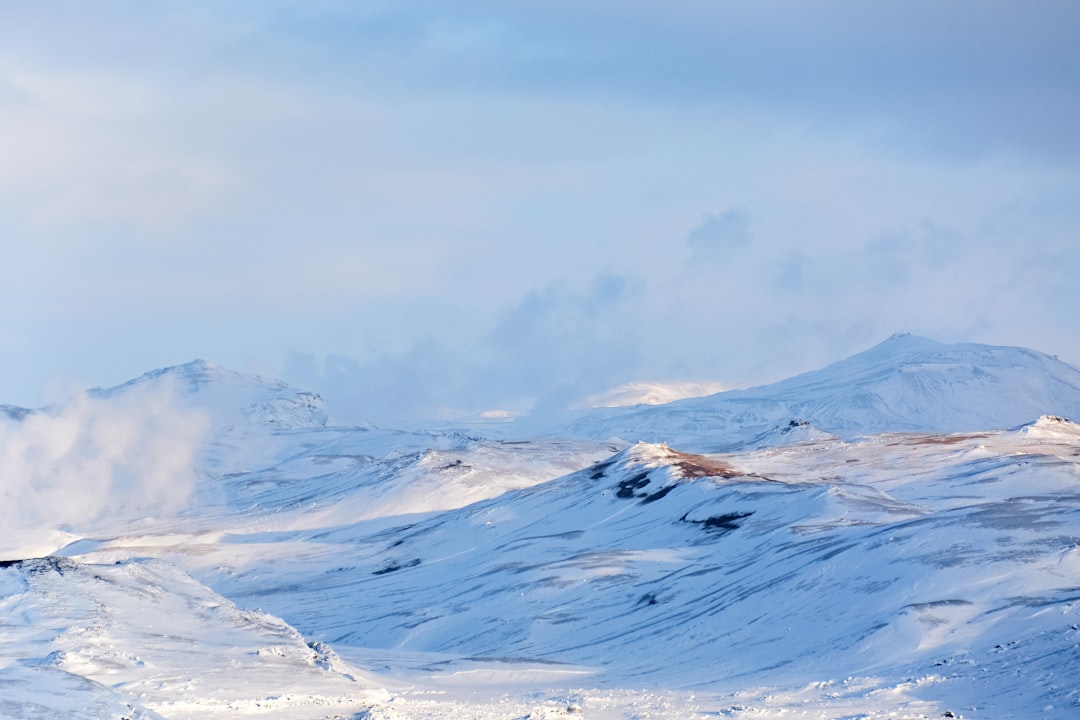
888, 433, 991, 447
659, 447, 746, 479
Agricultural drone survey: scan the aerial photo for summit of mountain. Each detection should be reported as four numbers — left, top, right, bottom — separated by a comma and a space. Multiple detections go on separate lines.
91, 358, 328, 430
559, 334, 1080, 451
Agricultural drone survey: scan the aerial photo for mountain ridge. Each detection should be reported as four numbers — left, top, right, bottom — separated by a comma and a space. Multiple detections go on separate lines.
91, 358, 329, 430
559, 333, 1080, 450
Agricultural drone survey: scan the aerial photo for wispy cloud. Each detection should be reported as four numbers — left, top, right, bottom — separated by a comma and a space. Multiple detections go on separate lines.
687, 208, 750, 263
284, 274, 646, 428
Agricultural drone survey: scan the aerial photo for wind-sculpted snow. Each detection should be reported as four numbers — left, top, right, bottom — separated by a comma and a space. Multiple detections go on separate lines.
4, 341, 1080, 718
562, 334, 1080, 450
177, 435, 1080, 717
0, 556, 384, 719
54, 427, 1080, 717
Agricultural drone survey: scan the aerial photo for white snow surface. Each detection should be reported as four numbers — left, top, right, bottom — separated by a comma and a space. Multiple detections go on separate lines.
3, 337, 1080, 719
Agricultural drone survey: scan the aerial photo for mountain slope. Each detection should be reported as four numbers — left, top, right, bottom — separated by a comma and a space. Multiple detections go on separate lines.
560, 334, 1080, 450
88, 428, 1079, 716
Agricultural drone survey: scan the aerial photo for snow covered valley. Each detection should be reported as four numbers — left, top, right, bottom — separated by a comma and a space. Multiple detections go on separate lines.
2, 336, 1080, 719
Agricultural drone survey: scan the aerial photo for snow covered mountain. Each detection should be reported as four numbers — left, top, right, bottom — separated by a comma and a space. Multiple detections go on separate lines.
93, 359, 331, 475
2, 336, 1080, 719
125, 430, 1077, 709
91, 359, 329, 430
561, 333, 1080, 451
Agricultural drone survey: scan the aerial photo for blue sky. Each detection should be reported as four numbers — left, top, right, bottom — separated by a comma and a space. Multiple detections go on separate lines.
2, 1, 1079, 424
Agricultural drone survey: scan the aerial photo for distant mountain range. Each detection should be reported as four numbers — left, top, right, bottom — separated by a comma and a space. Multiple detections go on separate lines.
10, 334, 1080, 444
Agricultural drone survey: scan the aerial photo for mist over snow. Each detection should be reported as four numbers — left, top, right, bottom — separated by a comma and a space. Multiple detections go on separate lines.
0, 379, 208, 559
282, 274, 648, 428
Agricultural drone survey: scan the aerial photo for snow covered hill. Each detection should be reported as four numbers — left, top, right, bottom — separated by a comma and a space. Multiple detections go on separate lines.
0, 556, 384, 720
2, 336, 1080, 719
149, 433, 1079, 709
560, 334, 1080, 451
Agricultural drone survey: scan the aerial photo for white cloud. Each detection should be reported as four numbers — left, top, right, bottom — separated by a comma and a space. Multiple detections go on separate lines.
282, 274, 649, 428
577, 380, 737, 409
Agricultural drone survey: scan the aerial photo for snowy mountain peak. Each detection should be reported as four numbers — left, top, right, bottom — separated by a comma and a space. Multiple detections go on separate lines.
108, 358, 284, 394
562, 336, 1080, 450
874, 331, 942, 351
780, 333, 1055, 386
95, 359, 327, 429
155, 358, 238, 382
